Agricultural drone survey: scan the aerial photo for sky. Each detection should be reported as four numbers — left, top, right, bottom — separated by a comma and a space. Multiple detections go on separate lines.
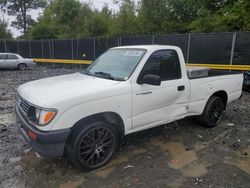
4, 0, 121, 38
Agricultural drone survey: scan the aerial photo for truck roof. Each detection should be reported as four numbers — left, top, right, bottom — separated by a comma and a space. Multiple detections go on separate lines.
112, 45, 180, 51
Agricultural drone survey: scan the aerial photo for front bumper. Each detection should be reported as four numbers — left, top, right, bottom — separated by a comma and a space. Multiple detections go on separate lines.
15, 105, 71, 157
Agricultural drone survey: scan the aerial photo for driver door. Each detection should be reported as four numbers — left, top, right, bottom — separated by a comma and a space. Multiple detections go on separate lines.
132, 50, 189, 129
6, 54, 19, 68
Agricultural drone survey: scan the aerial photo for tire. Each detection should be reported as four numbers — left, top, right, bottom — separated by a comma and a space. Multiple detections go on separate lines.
17, 63, 26, 70
65, 121, 118, 171
198, 96, 224, 128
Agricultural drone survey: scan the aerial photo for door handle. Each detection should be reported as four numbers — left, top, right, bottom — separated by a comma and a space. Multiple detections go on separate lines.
177, 85, 185, 91
136, 91, 152, 95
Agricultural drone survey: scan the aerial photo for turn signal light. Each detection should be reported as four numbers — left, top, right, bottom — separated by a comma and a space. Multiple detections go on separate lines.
27, 130, 37, 141
43, 111, 55, 124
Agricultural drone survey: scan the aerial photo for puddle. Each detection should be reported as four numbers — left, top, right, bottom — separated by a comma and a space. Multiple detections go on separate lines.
182, 162, 208, 177
21, 150, 42, 167
95, 154, 128, 178
59, 179, 84, 188
151, 139, 208, 177
151, 140, 198, 169
226, 146, 250, 175
167, 177, 185, 188
95, 148, 146, 179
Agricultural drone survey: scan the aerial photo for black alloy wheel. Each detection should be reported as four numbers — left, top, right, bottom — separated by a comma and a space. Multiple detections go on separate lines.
208, 98, 224, 125
198, 96, 225, 128
77, 126, 116, 169
66, 121, 118, 170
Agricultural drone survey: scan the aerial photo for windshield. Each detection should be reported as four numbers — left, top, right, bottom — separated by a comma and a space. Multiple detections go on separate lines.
84, 48, 147, 81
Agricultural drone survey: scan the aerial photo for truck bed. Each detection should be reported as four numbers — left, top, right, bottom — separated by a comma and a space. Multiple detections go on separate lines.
187, 67, 241, 79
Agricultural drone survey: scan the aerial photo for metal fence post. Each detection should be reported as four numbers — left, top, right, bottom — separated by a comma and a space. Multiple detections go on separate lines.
186, 34, 191, 64
52, 39, 55, 59
93, 37, 96, 60
4, 40, 7, 52
119, 37, 122, 46
48, 40, 51, 59
152, 35, 155, 44
230, 32, 237, 66
50, 39, 55, 73
71, 39, 74, 60
76, 39, 79, 60
41, 40, 44, 58
17, 40, 20, 55
28, 40, 32, 58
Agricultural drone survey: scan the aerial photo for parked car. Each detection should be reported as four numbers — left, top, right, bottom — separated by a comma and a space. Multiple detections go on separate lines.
0, 53, 35, 70
15, 45, 243, 170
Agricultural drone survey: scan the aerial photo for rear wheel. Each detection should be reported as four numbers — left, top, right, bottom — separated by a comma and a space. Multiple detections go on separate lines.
66, 121, 118, 171
198, 96, 224, 128
17, 63, 26, 70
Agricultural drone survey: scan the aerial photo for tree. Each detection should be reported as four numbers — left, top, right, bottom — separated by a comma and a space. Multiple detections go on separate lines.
87, 11, 108, 37
6, 0, 46, 34
188, 0, 250, 32
110, 0, 138, 36
22, 0, 250, 39
0, 0, 12, 39
31, 0, 94, 39
30, 22, 57, 39
0, 20, 12, 39
138, 0, 169, 34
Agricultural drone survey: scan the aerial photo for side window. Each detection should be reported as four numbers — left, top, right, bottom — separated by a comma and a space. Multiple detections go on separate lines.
139, 50, 181, 81
7, 54, 18, 60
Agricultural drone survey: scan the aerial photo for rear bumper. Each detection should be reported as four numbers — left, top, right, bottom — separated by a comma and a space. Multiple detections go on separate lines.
15, 105, 70, 157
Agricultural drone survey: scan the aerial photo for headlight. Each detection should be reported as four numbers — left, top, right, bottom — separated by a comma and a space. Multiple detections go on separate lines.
28, 106, 56, 126
38, 109, 56, 125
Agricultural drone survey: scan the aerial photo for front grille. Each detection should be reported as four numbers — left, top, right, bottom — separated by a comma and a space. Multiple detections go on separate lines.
20, 99, 30, 114
17, 95, 30, 115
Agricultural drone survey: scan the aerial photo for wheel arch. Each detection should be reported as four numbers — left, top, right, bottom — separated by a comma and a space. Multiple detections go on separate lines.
210, 90, 228, 109
17, 63, 27, 69
70, 111, 125, 137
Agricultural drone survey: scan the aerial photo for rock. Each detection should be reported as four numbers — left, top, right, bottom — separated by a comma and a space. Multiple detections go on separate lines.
35, 152, 42, 159
193, 178, 203, 185
241, 151, 248, 156
227, 123, 234, 127
0, 128, 7, 133
9, 157, 21, 164
197, 134, 203, 139
123, 165, 134, 169
231, 143, 240, 150
23, 148, 32, 154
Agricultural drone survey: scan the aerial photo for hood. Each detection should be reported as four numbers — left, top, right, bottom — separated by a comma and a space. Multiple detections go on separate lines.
17, 73, 120, 107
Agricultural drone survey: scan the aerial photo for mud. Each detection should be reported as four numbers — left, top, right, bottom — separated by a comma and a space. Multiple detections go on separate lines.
0, 66, 250, 188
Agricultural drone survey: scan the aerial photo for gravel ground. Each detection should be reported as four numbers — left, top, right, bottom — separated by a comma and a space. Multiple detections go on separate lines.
0, 66, 250, 188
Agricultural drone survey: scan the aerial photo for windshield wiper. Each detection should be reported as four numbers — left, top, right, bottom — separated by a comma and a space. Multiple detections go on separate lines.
94, 71, 116, 80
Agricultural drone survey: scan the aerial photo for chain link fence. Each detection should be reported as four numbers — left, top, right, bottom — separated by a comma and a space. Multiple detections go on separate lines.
0, 32, 250, 71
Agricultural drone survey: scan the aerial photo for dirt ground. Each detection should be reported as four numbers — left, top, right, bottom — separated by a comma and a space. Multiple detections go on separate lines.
0, 66, 250, 188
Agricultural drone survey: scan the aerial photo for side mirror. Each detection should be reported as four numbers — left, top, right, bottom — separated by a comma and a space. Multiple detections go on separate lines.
142, 74, 161, 86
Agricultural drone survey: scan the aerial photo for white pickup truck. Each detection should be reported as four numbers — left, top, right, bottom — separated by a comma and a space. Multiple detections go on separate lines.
16, 45, 243, 170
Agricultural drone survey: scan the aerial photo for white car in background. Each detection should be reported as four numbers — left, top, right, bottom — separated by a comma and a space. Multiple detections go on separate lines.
0, 53, 36, 70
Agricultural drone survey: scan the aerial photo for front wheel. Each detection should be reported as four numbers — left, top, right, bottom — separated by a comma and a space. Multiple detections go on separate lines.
66, 121, 118, 171
198, 96, 224, 128
17, 63, 26, 70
